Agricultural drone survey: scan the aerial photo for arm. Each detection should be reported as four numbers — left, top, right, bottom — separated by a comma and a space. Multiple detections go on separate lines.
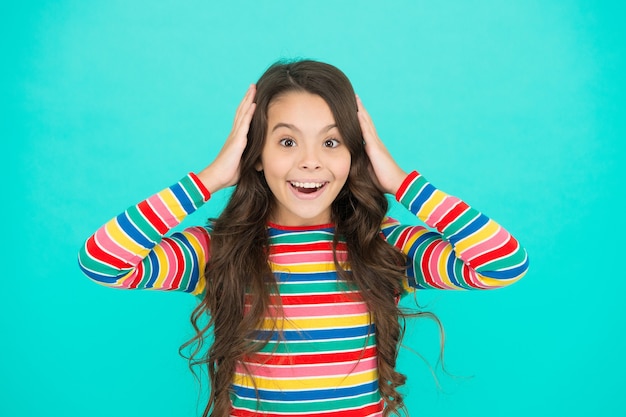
77, 174, 212, 295
382, 171, 528, 290
78, 85, 257, 294
356, 96, 529, 290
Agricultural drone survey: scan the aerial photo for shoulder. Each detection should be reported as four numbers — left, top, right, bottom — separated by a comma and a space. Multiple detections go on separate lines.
380, 216, 402, 239
170, 224, 214, 245
381, 216, 400, 230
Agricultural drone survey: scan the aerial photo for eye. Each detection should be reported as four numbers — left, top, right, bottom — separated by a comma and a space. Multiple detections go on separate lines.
323, 138, 340, 148
279, 138, 296, 147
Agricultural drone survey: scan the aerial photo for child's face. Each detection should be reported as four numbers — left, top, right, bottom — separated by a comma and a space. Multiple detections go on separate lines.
256, 91, 351, 226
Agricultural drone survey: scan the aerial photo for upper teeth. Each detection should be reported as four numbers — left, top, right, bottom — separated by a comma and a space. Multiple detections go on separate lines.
291, 181, 324, 189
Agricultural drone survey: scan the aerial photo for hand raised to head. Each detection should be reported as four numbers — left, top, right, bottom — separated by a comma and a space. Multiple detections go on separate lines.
197, 85, 257, 193
356, 95, 407, 195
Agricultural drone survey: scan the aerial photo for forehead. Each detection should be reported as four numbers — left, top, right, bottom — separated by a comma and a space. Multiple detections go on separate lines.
267, 91, 335, 123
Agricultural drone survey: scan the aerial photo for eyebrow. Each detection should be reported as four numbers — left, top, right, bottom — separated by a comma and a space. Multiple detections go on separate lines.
271, 123, 337, 134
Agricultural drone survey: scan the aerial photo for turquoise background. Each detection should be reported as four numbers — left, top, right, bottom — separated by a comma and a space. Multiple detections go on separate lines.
3, 1, 625, 416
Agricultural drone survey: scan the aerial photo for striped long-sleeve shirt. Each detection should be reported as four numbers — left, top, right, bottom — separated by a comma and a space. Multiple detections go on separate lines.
78, 170, 528, 416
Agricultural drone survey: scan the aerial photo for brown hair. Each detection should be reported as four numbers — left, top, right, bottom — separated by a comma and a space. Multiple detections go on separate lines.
182, 59, 414, 416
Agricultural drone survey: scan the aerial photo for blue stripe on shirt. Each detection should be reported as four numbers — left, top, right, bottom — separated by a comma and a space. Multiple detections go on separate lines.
253, 324, 375, 342
232, 380, 379, 401
171, 182, 195, 214
116, 212, 153, 248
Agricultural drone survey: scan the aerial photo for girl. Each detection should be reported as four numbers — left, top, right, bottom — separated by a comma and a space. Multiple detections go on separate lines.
78, 60, 528, 417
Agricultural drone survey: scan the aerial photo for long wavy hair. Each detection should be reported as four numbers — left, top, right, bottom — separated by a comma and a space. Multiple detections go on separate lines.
181, 59, 417, 416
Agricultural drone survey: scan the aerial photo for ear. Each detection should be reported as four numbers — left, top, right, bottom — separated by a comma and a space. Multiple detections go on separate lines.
255, 158, 263, 172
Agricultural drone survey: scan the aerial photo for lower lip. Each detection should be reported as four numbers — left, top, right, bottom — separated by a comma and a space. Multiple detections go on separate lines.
289, 183, 327, 200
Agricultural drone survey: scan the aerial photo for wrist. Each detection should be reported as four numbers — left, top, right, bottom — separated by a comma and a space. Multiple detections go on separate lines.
395, 171, 420, 201
387, 167, 409, 195
196, 166, 226, 195
188, 172, 212, 201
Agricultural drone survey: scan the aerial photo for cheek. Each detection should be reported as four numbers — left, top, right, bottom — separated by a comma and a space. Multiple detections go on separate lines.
342, 161, 352, 179
257, 146, 277, 172
337, 151, 352, 179
261, 155, 290, 183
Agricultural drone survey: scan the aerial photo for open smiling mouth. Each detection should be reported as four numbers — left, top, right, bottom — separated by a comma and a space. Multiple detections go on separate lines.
290, 181, 327, 194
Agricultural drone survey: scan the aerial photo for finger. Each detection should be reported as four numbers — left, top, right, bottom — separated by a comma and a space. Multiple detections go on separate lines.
232, 85, 256, 134
233, 85, 256, 128
236, 102, 256, 137
355, 95, 373, 128
236, 84, 255, 114
355, 96, 379, 144
355, 94, 373, 123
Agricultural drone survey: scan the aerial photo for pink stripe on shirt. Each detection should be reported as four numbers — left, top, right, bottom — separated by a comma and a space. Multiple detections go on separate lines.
147, 194, 179, 229
272, 251, 337, 265
94, 228, 144, 265
236, 356, 377, 379
462, 226, 509, 262
158, 239, 181, 289
425, 195, 462, 226
427, 240, 449, 288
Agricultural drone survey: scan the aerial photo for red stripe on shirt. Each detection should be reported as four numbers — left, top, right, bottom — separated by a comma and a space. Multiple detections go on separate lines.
86, 236, 130, 269
470, 236, 519, 268
245, 346, 378, 366
270, 241, 347, 254
137, 200, 169, 235
395, 170, 419, 200
434, 200, 469, 231
420, 241, 446, 289
231, 400, 383, 417
272, 293, 364, 305
127, 263, 144, 289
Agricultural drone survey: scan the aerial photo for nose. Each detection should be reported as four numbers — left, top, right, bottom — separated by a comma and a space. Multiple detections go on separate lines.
298, 145, 321, 170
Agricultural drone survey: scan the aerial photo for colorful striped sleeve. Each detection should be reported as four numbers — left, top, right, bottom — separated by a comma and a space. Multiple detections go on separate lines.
77, 173, 212, 295
382, 171, 529, 290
